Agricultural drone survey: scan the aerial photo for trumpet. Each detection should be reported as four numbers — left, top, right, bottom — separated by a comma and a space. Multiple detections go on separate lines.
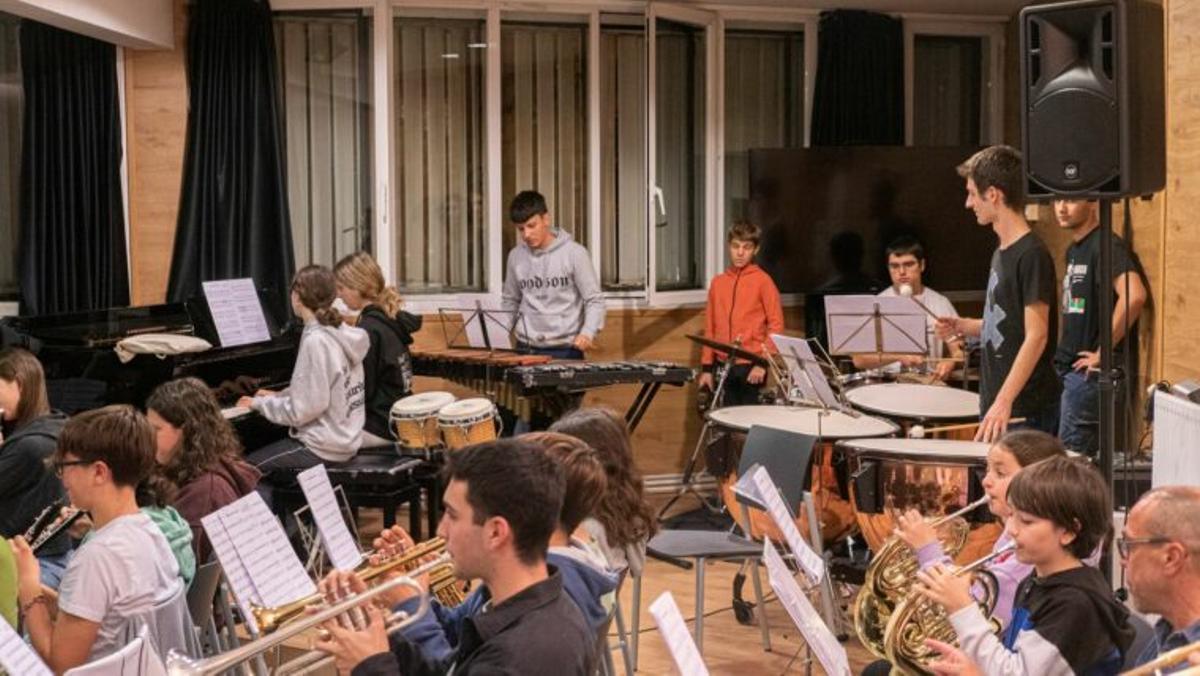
854, 495, 990, 659
883, 543, 1014, 675
253, 536, 462, 634
167, 554, 448, 676
1122, 639, 1200, 676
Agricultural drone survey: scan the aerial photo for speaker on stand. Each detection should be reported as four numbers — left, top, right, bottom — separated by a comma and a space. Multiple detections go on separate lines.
1019, 0, 1165, 532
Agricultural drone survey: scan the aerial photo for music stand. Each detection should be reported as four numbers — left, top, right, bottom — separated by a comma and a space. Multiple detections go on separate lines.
769, 334, 842, 412
438, 300, 526, 354
824, 295, 927, 368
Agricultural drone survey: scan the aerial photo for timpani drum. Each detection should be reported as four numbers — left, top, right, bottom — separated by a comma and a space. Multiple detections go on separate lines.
707, 405, 899, 544
837, 437, 1000, 563
843, 383, 980, 439
437, 398, 501, 450
390, 391, 456, 450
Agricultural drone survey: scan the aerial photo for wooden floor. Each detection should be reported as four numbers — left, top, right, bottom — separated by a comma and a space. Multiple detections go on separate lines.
609, 556, 877, 675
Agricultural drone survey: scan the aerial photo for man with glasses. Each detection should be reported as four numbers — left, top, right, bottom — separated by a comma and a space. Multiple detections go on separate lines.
1121, 486, 1200, 671
852, 236, 963, 381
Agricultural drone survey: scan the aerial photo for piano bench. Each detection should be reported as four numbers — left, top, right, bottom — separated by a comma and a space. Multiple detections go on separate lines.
273, 451, 429, 540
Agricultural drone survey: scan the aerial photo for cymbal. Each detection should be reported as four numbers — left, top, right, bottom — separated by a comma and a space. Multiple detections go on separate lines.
685, 334, 770, 366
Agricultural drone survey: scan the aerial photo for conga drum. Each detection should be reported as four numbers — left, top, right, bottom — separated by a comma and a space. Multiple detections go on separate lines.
843, 383, 980, 440
390, 392, 457, 450
437, 398, 501, 450
707, 405, 899, 545
836, 437, 1000, 564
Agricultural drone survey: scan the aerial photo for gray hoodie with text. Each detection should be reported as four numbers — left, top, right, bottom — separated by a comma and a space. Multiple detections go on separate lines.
501, 229, 605, 347
251, 320, 369, 462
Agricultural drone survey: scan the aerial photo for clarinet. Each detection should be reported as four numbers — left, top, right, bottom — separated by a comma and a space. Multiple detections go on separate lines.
22, 499, 86, 554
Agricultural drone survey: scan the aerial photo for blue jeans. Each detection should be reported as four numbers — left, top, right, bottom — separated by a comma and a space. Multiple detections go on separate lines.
517, 343, 584, 360
1059, 370, 1099, 457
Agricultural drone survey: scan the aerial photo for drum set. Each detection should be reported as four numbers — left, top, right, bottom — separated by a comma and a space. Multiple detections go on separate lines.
673, 333, 996, 561
388, 391, 501, 454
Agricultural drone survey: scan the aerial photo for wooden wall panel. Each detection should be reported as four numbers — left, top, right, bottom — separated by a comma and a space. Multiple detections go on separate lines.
1161, 0, 1200, 384
124, 0, 187, 305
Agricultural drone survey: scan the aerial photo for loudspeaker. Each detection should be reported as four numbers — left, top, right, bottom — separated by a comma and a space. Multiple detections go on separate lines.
1020, 0, 1164, 199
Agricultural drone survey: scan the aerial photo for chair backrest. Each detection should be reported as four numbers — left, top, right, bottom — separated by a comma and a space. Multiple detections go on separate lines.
186, 561, 223, 627
592, 567, 628, 676
1122, 612, 1156, 670
119, 582, 201, 667
735, 425, 817, 512
65, 624, 165, 676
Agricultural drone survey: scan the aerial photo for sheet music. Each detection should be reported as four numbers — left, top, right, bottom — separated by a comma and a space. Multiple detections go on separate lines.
202, 509, 263, 633
298, 465, 364, 571
202, 278, 272, 347
770, 334, 839, 408
823, 295, 927, 356
218, 493, 317, 608
749, 466, 825, 585
1153, 393, 1200, 487
648, 592, 710, 676
0, 615, 52, 676
763, 540, 850, 676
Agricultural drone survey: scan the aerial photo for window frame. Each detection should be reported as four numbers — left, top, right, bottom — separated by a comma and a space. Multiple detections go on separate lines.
272, 1, 1006, 312
903, 16, 1006, 147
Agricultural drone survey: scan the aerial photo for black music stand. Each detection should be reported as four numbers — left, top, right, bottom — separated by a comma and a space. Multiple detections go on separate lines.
824, 294, 927, 367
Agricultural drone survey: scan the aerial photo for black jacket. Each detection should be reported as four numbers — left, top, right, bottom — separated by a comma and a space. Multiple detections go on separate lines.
0, 412, 69, 556
358, 305, 421, 440
351, 569, 594, 676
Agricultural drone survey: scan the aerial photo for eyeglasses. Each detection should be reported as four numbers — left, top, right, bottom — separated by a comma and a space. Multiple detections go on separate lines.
53, 459, 93, 477
1116, 535, 1173, 558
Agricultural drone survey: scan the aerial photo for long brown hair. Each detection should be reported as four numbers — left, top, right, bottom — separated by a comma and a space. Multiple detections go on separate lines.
146, 377, 243, 487
549, 408, 657, 547
334, 251, 404, 319
0, 348, 51, 430
292, 265, 342, 327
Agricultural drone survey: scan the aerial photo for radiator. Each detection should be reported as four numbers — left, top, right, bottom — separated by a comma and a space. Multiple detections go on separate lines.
1152, 392, 1200, 487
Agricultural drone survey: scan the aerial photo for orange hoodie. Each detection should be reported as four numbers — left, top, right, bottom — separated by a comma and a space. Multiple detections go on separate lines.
701, 263, 784, 366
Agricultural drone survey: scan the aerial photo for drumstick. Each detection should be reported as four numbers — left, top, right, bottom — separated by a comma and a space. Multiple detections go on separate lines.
918, 417, 1026, 436
899, 284, 965, 346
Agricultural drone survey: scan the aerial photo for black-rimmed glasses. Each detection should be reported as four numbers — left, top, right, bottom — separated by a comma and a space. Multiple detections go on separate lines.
1116, 535, 1174, 558
53, 459, 92, 477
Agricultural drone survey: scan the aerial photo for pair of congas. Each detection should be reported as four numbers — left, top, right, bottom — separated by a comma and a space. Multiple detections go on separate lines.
711, 376, 997, 559
388, 392, 501, 451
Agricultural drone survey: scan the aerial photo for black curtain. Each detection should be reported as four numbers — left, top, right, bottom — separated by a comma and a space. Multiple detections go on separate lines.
811, 10, 904, 146
18, 21, 129, 315
168, 0, 294, 325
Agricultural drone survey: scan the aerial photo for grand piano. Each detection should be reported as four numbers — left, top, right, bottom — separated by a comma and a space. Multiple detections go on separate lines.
1, 297, 299, 451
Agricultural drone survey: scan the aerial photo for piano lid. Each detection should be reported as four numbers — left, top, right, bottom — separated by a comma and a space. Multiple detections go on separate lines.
3, 303, 194, 348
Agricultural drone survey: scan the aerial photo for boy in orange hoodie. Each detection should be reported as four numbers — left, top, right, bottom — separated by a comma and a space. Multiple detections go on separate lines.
698, 222, 785, 406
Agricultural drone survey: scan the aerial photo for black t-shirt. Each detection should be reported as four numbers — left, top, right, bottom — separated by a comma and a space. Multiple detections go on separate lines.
980, 231, 1061, 416
1055, 228, 1141, 374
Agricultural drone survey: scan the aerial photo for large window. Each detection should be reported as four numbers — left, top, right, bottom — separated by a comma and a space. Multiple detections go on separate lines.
393, 16, 487, 293
0, 12, 21, 301
723, 28, 804, 239
654, 18, 706, 292
274, 11, 373, 269
913, 35, 983, 146
599, 16, 646, 292
501, 20, 588, 268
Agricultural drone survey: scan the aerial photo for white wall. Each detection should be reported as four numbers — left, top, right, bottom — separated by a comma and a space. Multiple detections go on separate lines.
0, 0, 173, 49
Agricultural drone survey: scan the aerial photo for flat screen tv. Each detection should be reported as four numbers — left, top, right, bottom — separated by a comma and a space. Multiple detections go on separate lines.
748, 146, 996, 295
